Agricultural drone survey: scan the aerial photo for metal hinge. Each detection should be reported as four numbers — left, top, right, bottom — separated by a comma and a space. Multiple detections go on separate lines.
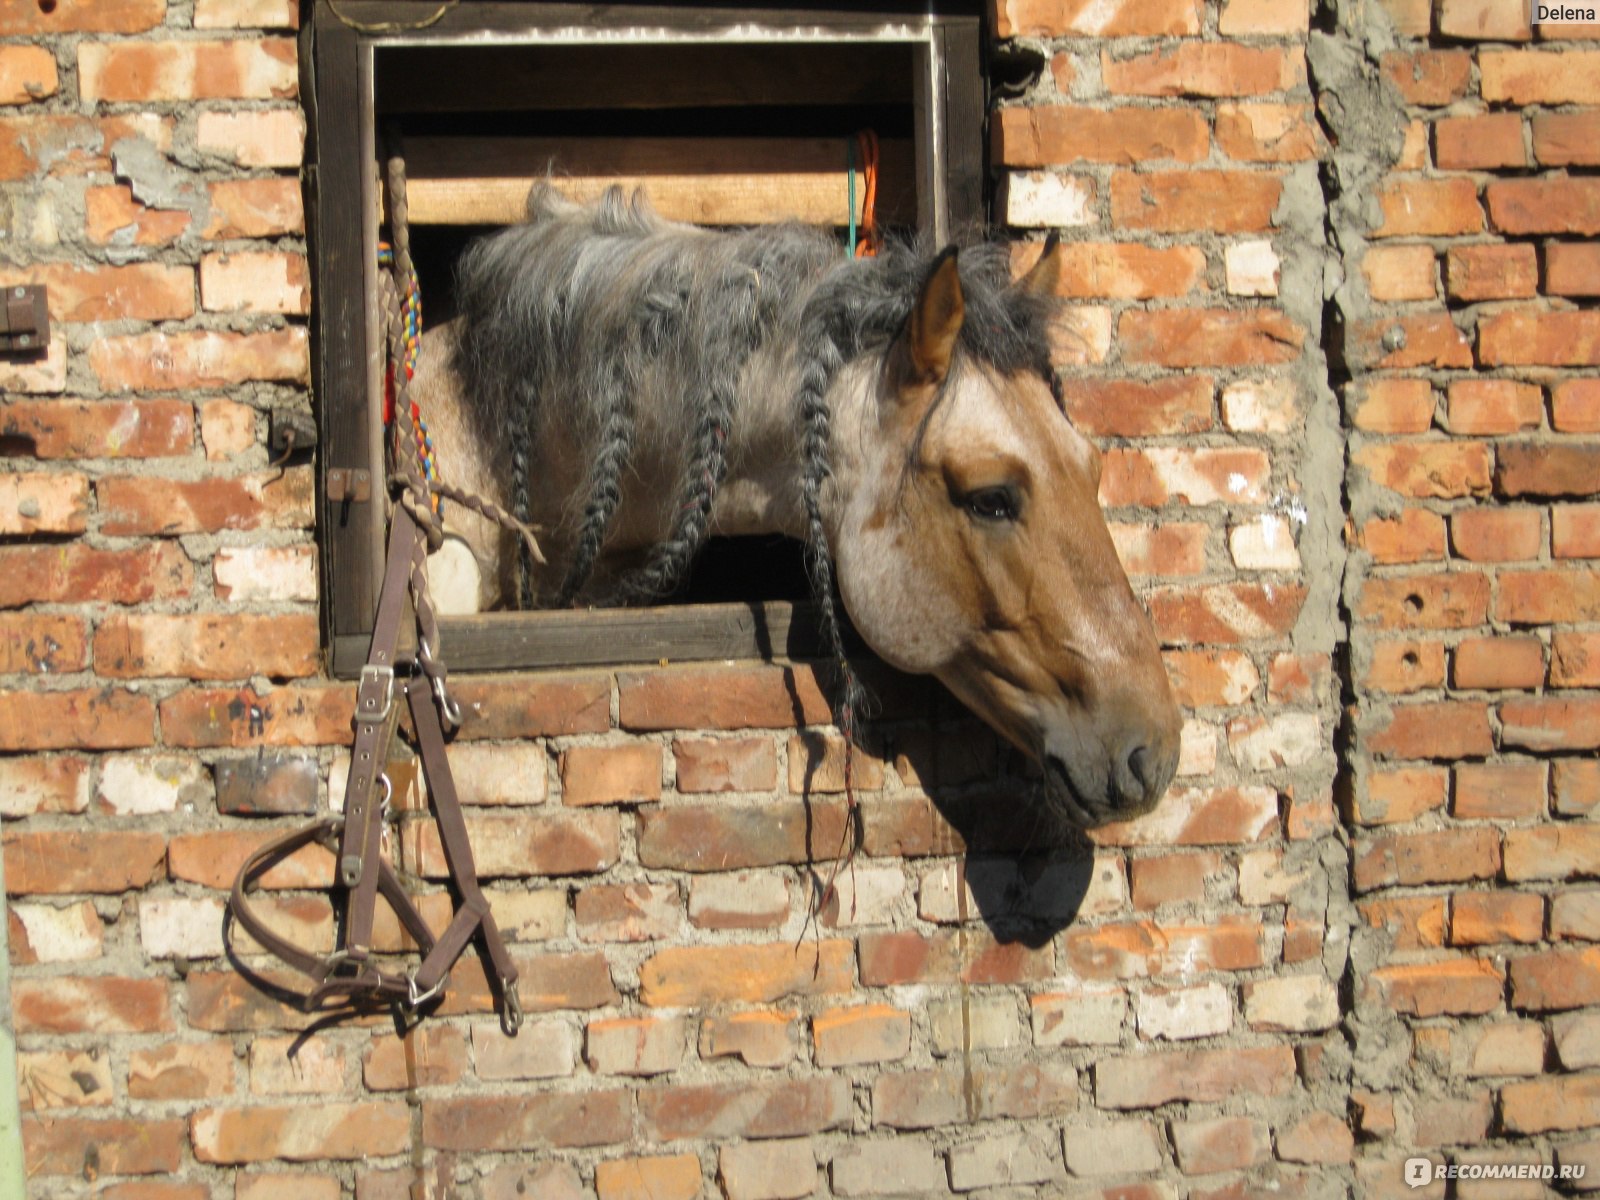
0, 285, 49, 354
327, 468, 372, 503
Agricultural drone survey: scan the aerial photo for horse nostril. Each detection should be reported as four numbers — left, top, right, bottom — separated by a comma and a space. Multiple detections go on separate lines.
1129, 744, 1157, 792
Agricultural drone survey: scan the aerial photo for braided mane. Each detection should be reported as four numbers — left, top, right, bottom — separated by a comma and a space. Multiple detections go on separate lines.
448, 185, 1058, 718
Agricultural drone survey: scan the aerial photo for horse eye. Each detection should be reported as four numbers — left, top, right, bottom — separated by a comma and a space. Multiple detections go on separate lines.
964, 487, 1019, 522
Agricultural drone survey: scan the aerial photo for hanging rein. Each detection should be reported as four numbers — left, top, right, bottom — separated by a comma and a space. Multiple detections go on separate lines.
228, 151, 541, 1034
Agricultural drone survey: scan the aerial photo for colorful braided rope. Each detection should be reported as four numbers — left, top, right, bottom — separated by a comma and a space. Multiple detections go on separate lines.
379, 241, 440, 513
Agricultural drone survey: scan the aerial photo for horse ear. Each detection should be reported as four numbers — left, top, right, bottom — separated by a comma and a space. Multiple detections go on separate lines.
1015, 232, 1065, 297
899, 246, 965, 387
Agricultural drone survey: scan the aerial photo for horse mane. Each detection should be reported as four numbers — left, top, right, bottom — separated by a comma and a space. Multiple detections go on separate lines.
449, 184, 1060, 609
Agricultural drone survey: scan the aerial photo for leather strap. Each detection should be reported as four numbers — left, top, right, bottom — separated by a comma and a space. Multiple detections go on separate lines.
228, 501, 524, 1032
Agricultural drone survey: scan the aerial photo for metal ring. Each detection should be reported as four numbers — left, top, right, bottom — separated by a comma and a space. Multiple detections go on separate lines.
406, 971, 446, 1011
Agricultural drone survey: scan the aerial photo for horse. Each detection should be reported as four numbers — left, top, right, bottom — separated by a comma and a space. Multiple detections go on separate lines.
408, 186, 1183, 828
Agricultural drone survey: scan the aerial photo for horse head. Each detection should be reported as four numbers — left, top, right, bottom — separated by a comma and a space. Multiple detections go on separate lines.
831, 242, 1183, 828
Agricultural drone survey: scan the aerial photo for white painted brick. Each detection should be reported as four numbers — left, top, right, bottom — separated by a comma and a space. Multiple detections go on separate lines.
472, 1017, 577, 1080
821, 864, 904, 927
213, 545, 317, 603
949, 1128, 1063, 1191
1221, 378, 1299, 434
98, 755, 210, 815
1226, 239, 1281, 296
139, 895, 226, 959
1229, 712, 1323, 771
1063, 1120, 1165, 1176
11, 900, 104, 962
1000, 171, 1096, 228
1230, 513, 1302, 570
1137, 981, 1233, 1041
1244, 974, 1340, 1032
195, 109, 305, 166
1032, 989, 1127, 1046
832, 1137, 947, 1196
929, 994, 1023, 1056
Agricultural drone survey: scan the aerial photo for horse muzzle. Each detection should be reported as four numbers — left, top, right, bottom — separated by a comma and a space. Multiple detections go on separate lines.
1043, 724, 1181, 828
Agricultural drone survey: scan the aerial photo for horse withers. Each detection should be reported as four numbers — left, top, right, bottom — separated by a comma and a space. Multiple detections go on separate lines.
409, 188, 1182, 827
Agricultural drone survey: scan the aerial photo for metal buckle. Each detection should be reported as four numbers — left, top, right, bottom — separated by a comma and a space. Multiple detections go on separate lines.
501, 976, 524, 1035
356, 663, 395, 726
406, 971, 446, 1011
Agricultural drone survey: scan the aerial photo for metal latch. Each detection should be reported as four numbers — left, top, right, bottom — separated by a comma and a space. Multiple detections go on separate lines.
327, 468, 372, 503
0, 285, 48, 353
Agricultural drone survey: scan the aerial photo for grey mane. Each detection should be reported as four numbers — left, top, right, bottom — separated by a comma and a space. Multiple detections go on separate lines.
449, 185, 1057, 608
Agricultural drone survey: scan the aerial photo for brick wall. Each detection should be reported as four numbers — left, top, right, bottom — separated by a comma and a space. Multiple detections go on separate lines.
0, 0, 1594, 1197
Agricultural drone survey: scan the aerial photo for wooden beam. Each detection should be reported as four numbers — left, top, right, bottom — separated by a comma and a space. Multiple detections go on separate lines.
399, 136, 916, 227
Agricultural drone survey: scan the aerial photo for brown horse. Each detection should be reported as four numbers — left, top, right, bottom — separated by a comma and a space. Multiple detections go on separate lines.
410, 188, 1182, 827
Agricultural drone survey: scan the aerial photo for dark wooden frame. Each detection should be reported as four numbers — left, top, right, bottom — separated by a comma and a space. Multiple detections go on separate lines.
308, 1, 985, 678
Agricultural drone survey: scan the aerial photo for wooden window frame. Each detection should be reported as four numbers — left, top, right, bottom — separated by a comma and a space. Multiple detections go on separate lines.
310, 1, 985, 678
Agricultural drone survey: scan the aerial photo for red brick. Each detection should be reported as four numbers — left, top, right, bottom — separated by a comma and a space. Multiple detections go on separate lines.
639, 941, 851, 1006
994, 0, 1202, 37
1373, 178, 1484, 239
1095, 1045, 1294, 1109
1346, 314, 1473, 370
1163, 649, 1259, 707
1100, 446, 1269, 506
1502, 1073, 1600, 1134
1381, 50, 1472, 106
1362, 245, 1437, 303
596, 1154, 703, 1200
94, 612, 318, 680
0, 542, 190, 608
1367, 958, 1504, 1016
363, 1026, 466, 1092
812, 1004, 912, 1067
585, 1015, 687, 1076
1548, 505, 1600, 563
1450, 508, 1542, 562
873, 1062, 1078, 1129
1532, 111, 1600, 166
1510, 947, 1600, 1012
450, 674, 611, 739
1214, 102, 1322, 161
575, 882, 681, 943
194, 0, 300, 28
1092, 785, 1278, 847
1277, 1111, 1355, 1166
424, 1092, 630, 1155
1451, 891, 1544, 946
167, 828, 331, 891
0, 755, 89, 819
1129, 851, 1219, 909
129, 1042, 237, 1100
619, 664, 829, 731
560, 742, 660, 806
200, 249, 310, 315
1017, 240, 1207, 302
84, 183, 191, 246
1499, 695, 1600, 752
1434, 113, 1526, 170
1488, 177, 1600, 236
1358, 510, 1447, 564
637, 1077, 848, 1142
1547, 243, 1600, 299
1359, 895, 1448, 950
0, 0, 164, 34
0, 113, 170, 181
672, 736, 776, 793
1362, 639, 1446, 694
1147, 582, 1306, 644
89, 327, 308, 391
1351, 379, 1435, 434
1554, 381, 1600, 432
1446, 380, 1543, 436
992, 106, 1207, 167
0, 471, 88, 534
1367, 700, 1495, 760
1117, 308, 1302, 367
12, 976, 172, 1034
1220, 0, 1310, 35
1553, 630, 1600, 686
1452, 635, 1544, 690
0, 613, 85, 675
78, 38, 297, 103
203, 176, 303, 238
1496, 568, 1600, 622
1061, 916, 1263, 980
1354, 826, 1500, 890
1440, 0, 1531, 37
159, 683, 354, 749
1497, 444, 1600, 500
192, 1101, 409, 1163
1354, 441, 1491, 499
1110, 170, 1281, 233
1101, 43, 1302, 96
638, 800, 846, 872
24, 1116, 184, 1177
1556, 760, 1600, 816
195, 108, 304, 167
1481, 310, 1600, 367
1111, 521, 1208, 577
699, 1012, 798, 1068
0, 262, 193, 323
0, 687, 154, 751
2, 398, 193, 459
1445, 244, 1539, 302
404, 810, 620, 879
862, 927, 1059, 986
1354, 572, 1489, 630
1354, 766, 1448, 825
1173, 1115, 1270, 1174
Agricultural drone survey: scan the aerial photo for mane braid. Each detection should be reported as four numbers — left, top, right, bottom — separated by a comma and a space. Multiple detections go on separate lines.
555, 355, 634, 606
